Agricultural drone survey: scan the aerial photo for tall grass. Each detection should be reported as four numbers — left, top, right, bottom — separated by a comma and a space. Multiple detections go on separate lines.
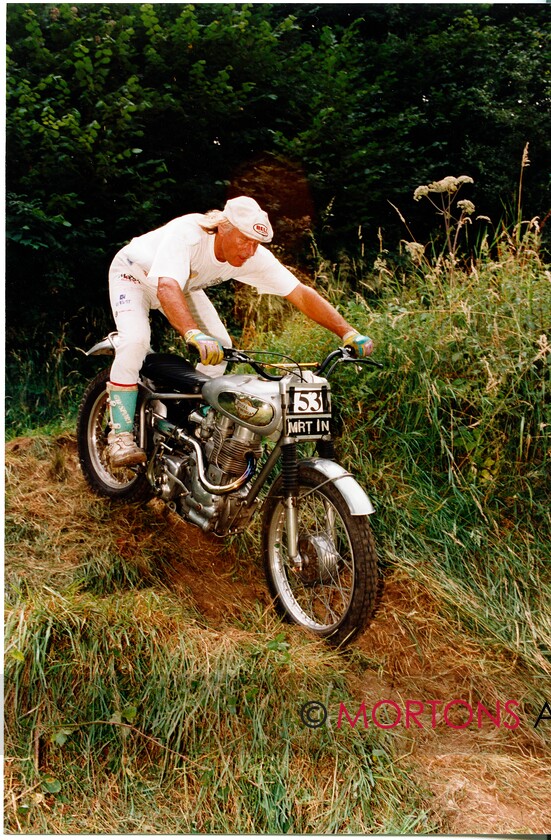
261, 199, 550, 680
4, 585, 434, 833
5, 313, 109, 437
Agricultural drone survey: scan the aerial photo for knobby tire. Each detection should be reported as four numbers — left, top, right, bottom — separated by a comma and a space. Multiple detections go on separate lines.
77, 367, 151, 502
262, 463, 380, 646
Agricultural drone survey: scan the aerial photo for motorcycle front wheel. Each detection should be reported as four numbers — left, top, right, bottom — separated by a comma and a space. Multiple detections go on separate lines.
262, 463, 380, 646
77, 368, 152, 502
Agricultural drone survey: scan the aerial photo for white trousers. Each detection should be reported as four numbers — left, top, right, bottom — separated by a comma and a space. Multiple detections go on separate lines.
108, 252, 231, 384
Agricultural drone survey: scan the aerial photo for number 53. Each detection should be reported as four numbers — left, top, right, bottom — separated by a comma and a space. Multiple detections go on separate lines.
295, 391, 323, 413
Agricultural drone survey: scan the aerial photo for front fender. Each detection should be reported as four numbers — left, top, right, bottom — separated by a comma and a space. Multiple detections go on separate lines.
302, 458, 375, 516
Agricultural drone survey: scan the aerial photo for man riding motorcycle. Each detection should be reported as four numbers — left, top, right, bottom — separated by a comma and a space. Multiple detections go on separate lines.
107, 195, 373, 467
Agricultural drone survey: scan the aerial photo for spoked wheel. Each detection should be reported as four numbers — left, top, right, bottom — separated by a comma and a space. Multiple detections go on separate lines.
262, 463, 380, 646
77, 368, 151, 501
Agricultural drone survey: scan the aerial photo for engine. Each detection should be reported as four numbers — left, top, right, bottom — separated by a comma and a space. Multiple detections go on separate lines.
149, 405, 262, 534
202, 413, 263, 478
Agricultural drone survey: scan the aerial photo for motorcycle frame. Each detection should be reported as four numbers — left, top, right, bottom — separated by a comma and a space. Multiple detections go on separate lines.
136, 380, 375, 538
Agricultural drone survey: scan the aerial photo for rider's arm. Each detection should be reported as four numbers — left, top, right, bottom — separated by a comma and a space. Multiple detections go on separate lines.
156, 277, 198, 336
285, 282, 356, 340
156, 277, 224, 365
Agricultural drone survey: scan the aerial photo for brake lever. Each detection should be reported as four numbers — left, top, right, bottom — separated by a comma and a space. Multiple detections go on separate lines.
343, 355, 384, 369
223, 348, 284, 380
338, 347, 384, 369
223, 348, 249, 363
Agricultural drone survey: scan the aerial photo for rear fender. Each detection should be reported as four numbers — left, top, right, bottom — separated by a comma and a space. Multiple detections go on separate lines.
85, 332, 120, 356
302, 457, 375, 516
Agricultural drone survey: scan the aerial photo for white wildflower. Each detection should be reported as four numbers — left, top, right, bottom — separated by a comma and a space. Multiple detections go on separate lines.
403, 240, 425, 264
534, 334, 550, 362
373, 255, 392, 277
457, 199, 475, 215
413, 185, 430, 201
414, 175, 475, 198
428, 176, 460, 193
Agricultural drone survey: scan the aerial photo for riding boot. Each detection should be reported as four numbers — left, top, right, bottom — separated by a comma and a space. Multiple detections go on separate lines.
107, 382, 146, 467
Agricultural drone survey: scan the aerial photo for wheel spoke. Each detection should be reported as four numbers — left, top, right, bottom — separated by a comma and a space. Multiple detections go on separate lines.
87, 391, 138, 489
264, 464, 379, 644
271, 485, 355, 632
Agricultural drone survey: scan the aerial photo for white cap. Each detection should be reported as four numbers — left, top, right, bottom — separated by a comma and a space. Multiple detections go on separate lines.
223, 196, 274, 242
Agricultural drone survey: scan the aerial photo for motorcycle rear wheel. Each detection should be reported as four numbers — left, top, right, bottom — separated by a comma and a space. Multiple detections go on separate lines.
77, 368, 152, 501
262, 463, 380, 646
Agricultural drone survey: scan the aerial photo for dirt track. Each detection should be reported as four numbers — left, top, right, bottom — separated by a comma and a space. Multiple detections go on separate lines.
6, 434, 550, 833
163, 519, 550, 833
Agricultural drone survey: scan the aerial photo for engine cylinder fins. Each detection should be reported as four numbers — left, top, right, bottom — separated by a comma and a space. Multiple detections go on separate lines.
216, 436, 263, 475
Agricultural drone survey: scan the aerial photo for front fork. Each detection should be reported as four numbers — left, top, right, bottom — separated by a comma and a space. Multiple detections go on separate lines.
282, 444, 301, 565
282, 442, 339, 566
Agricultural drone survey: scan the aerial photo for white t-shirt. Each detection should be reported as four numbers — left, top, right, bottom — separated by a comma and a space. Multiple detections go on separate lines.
120, 213, 299, 297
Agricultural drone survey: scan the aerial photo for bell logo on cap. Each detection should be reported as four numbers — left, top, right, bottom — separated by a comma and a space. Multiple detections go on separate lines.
253, 223, 269, 238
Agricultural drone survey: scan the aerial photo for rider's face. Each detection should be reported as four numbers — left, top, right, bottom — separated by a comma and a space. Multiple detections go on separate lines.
215, 226, 259, 267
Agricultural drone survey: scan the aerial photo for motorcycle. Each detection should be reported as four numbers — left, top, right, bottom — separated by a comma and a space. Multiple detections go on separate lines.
77, 334, 383, 645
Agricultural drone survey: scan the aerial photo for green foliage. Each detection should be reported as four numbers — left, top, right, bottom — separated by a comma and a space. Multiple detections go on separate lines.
273, 4, 551, 258
4, 2, 551, 691
6, 3, 550, 356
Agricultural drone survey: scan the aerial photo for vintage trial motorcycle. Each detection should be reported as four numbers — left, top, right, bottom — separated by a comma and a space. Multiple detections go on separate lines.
77, 335, 383, 645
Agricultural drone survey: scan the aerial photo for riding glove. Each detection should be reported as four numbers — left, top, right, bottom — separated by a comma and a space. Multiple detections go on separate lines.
342, 330, 374, 358
184, 329, 225, 366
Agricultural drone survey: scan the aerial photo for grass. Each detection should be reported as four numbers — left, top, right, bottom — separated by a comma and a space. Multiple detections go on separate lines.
6, 594, 428, 833
4, 437, 438, 834
5, 559, 434, 833
5, 431, 548, 832
253, 211, 550, 681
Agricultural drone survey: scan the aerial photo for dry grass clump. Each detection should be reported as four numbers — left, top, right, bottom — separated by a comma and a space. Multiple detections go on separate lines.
418, 751, 551, 834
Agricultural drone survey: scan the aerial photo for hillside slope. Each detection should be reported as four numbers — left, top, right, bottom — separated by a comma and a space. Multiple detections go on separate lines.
4, 433, 550, 833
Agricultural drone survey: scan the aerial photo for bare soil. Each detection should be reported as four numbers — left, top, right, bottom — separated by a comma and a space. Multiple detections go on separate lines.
5, 434, 550, 834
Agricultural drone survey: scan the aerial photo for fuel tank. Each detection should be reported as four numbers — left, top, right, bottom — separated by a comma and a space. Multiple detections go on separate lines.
202, 374, 282, 436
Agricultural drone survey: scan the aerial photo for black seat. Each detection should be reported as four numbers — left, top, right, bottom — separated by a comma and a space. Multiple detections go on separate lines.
140, 353, 209, 394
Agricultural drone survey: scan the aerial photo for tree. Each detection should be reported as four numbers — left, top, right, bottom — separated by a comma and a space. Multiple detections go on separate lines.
6, 3, 550, 350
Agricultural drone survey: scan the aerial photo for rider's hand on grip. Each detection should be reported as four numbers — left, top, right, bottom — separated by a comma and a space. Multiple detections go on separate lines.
184, 329, 225, 366
342, 330, 374, 358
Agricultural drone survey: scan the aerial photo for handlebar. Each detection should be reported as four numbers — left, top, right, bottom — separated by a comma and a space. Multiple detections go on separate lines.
315, 347, 384, 378
222, 346, 383, 381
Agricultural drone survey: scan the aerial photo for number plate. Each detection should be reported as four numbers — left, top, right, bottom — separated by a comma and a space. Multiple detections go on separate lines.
284, 383, 331, 439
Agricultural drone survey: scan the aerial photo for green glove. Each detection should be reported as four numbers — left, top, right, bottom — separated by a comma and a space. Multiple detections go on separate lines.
184, 329, 225, 366
342, 330, 374, 358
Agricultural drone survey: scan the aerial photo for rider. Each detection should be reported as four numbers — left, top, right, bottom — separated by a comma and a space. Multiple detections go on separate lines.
107, 195, 374, 467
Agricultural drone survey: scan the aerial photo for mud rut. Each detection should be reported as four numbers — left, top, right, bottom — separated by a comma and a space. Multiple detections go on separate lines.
6, 435, 550, 833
